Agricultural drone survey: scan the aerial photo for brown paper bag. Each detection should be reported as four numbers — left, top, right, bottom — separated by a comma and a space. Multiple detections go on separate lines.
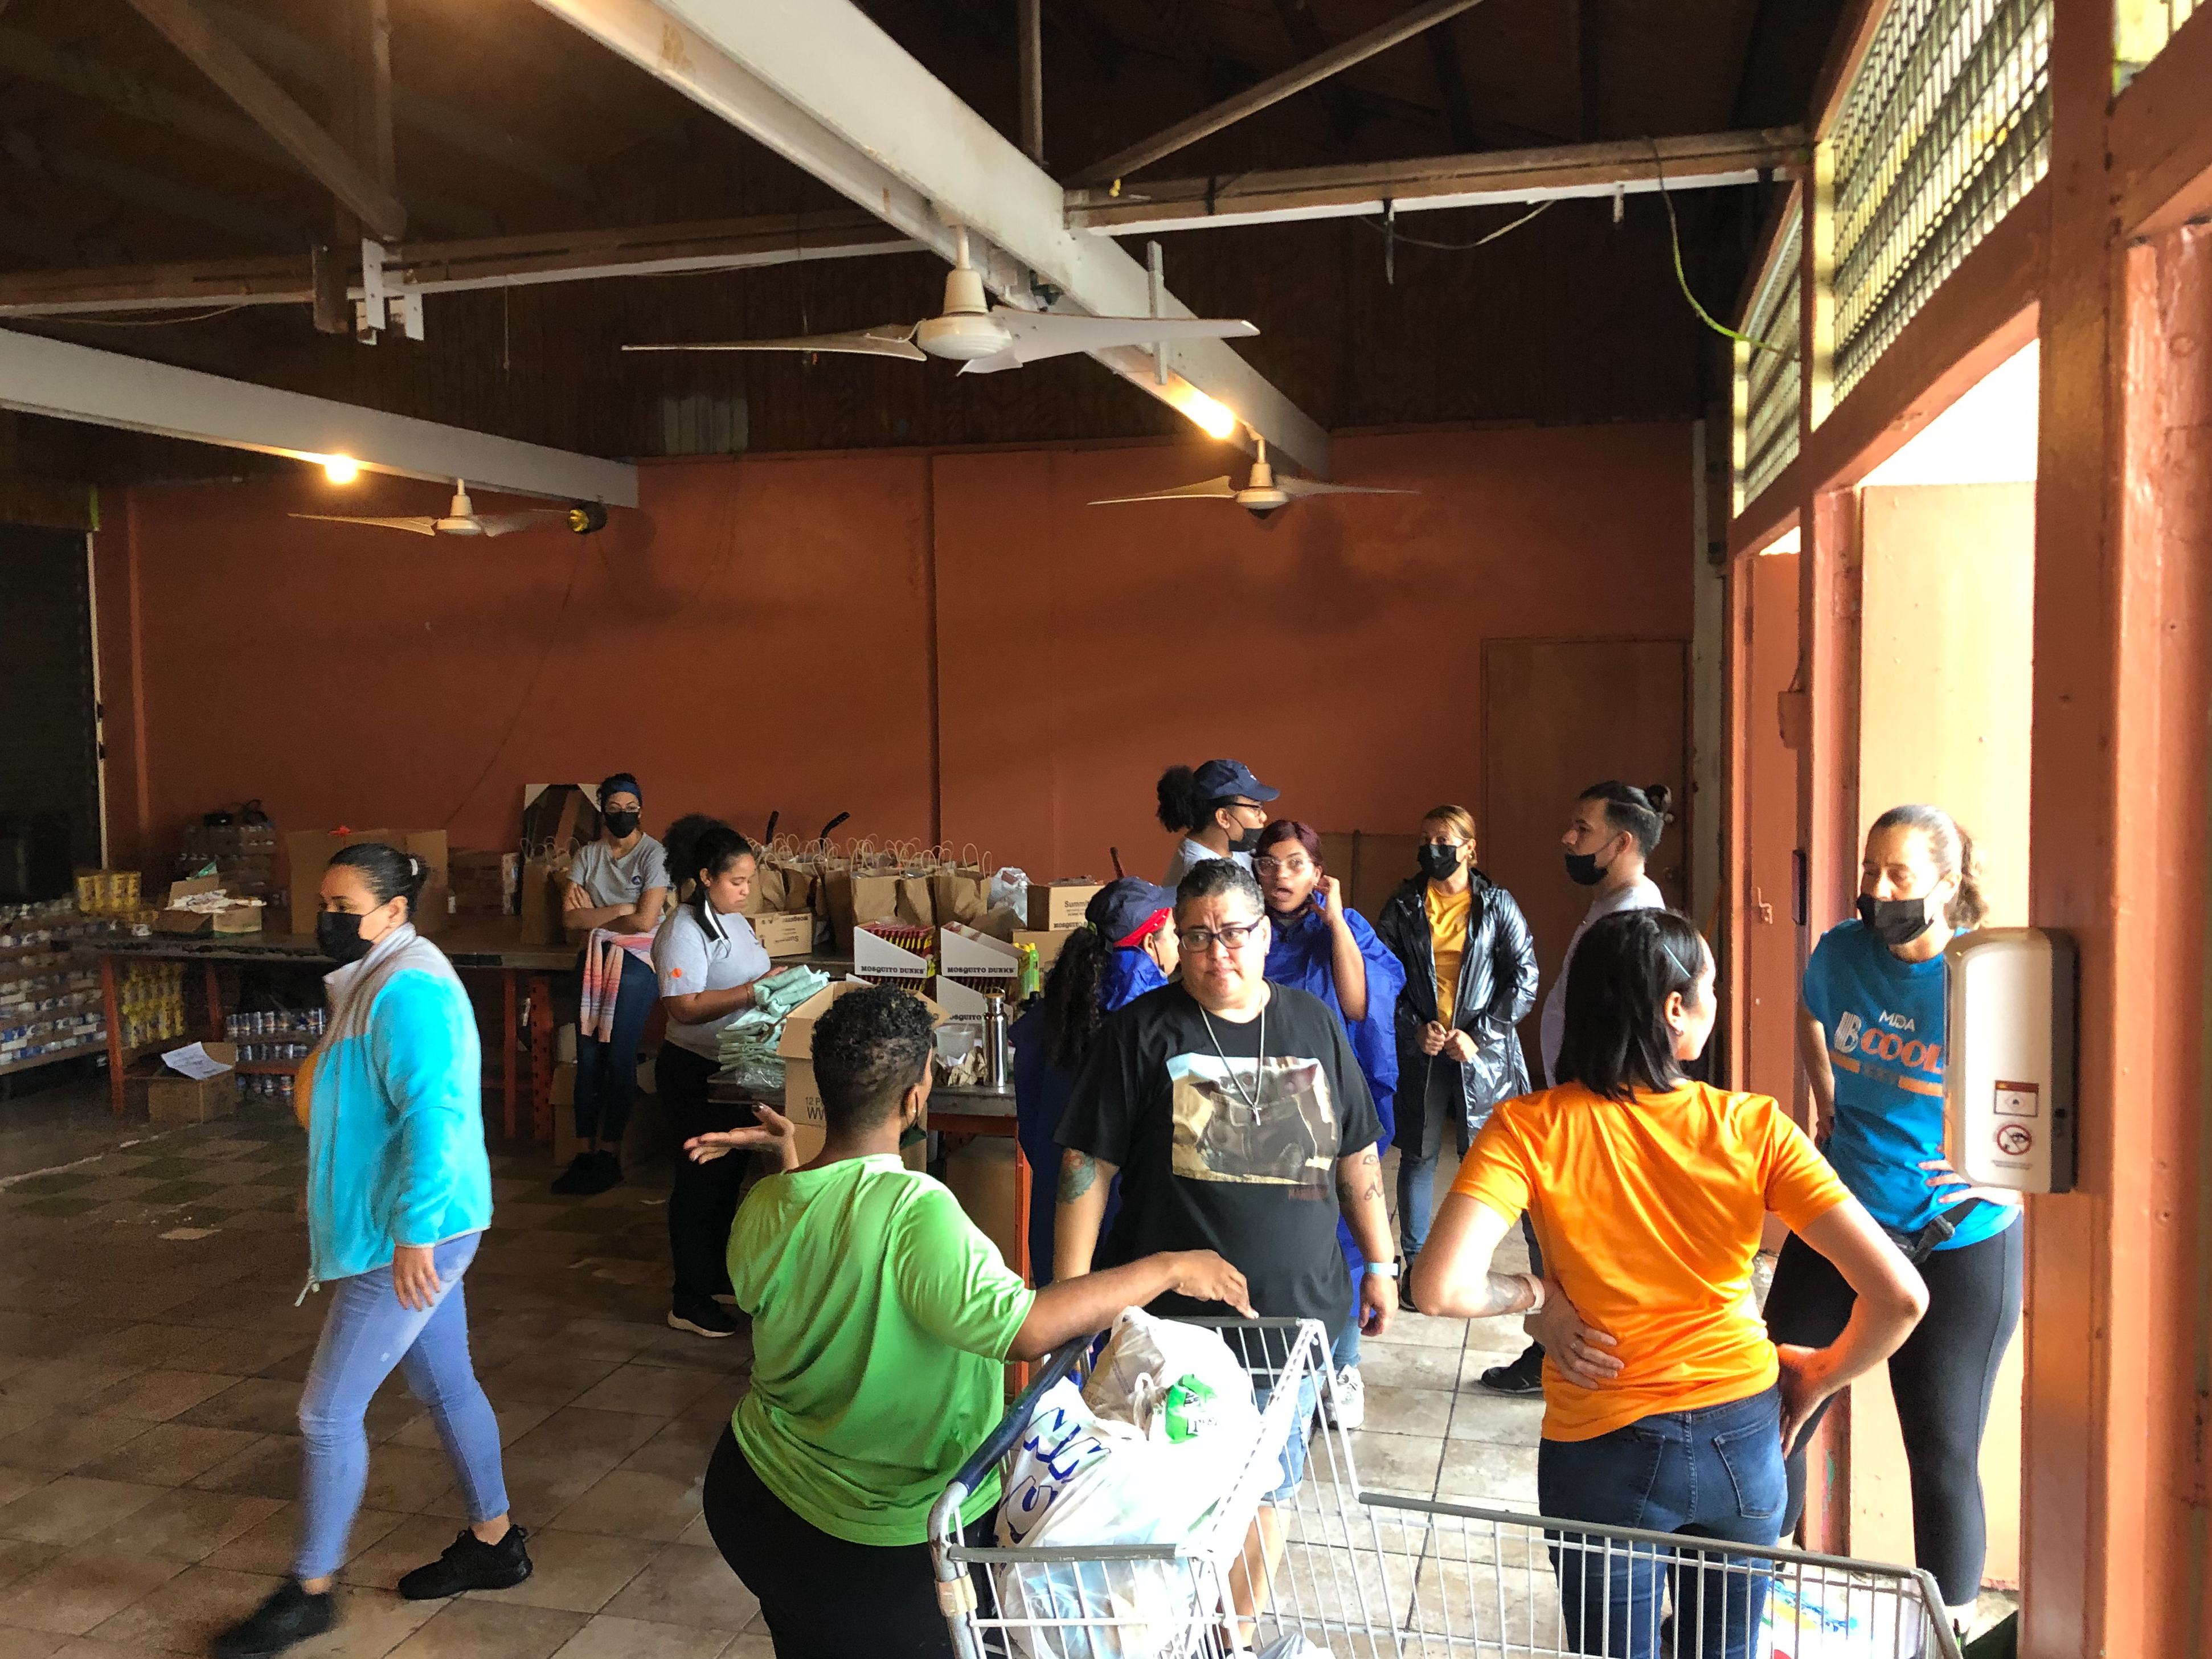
519, 853, 572, 947
930, 870, 990, 925
825, 869, 900, 950
744, 863, 787, 916
895, 874, 936, 928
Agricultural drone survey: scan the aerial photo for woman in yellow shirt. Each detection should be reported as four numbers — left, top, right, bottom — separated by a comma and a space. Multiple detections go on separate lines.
1373, 805, 1537, 1273
1408, 908, 1926, 1659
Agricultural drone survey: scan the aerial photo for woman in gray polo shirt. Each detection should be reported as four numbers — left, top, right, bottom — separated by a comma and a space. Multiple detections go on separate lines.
554, 773, 669, 1195
652, 817, 797, 1338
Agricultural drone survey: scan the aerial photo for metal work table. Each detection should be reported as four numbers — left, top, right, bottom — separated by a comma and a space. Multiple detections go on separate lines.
86, 921, 859, 1131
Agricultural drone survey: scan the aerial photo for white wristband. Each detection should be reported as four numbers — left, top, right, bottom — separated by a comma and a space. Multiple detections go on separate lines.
1519, 1273, 1547, 1314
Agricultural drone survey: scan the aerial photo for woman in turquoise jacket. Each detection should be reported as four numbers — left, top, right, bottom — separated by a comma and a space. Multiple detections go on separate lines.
215, 843, 533, 1659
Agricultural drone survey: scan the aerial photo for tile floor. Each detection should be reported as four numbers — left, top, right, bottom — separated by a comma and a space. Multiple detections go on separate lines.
0, 1083, 1546, 1658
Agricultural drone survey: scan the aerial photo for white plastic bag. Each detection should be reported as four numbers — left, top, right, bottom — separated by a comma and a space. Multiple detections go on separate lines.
988, 866, 1031, 919
1083, 1309, 1263, 1450
993, 1379, 1203, 1659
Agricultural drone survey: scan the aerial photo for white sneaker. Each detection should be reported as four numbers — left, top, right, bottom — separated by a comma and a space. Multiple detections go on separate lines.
1323, 1365, 1366, 1430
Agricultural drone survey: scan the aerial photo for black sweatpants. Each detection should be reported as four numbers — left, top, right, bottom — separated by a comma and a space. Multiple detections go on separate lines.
703, 1426, 978, 1659
1764, 1219, 2023, 1605
654, 1042, 748, 1311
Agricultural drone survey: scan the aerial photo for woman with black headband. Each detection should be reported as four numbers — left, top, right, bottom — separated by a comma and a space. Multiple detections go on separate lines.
1768, 804, 2020, 1637
554, 772, 667, 1194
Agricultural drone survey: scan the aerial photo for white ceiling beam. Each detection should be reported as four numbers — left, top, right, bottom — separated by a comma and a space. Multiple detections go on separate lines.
0, 327, 636, 504
530, 0, 1331, 477
1067, 128, 1808, 234
0, 211, 921, 316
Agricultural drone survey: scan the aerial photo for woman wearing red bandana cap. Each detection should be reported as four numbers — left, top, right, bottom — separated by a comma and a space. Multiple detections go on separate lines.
1010, 880, 1181, 1284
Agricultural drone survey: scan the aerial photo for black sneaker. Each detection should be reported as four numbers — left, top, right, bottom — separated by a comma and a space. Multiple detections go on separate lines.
211, 1578, 334, 1658
667, 1297, 740, 1338
550, 1153, 597, 1195
1476, 1343, 1547, 1396
396, 1524, 533, 1600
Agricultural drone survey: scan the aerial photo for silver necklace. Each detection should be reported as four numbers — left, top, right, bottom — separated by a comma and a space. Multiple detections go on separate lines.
1199, 1001, 1267, 1111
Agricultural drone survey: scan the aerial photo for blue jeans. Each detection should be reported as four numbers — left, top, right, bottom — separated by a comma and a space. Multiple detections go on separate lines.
296, 1232, 507, 1580
1535, 1386, 1784, 1659
1396, 1089, 1470, 1258
574, 950, 657, 1146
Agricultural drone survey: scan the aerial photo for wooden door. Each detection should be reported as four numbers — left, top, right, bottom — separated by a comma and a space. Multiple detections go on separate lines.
1741, 554, 1803, 1109
1481, 640, 1689, 1079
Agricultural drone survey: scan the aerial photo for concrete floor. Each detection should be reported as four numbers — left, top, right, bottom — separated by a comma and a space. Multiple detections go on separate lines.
0, 1080, 1547, 1657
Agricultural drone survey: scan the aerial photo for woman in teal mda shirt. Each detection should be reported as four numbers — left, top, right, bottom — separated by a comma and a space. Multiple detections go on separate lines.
682, 984, 1252, 1659
1764, 804, 2022, 1637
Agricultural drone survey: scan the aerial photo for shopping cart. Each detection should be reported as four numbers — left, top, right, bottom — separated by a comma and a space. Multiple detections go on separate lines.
929, 1316, 1961, 1659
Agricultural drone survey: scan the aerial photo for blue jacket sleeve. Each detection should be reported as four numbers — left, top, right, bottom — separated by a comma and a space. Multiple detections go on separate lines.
368, 970, 484, 1248
1346, 911, 1407, 1145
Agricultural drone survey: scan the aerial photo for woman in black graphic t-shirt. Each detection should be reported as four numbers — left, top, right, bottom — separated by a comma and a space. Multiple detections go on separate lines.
1052, 862, 1393, 1351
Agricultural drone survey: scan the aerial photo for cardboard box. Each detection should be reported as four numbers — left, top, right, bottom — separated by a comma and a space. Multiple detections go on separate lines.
1013, 929, 1074, 971
550, 1061, 576, 1109
147, 1041, 239, 1125
778, 981, 947, 1162
450, 850, 520, 915
936, 924, 1021, 1015
289, 829, 449, 936
751, 911, 814, 958
853, 927, 930, 983
1026, 880, 1103, 932
154, 876, 265, 935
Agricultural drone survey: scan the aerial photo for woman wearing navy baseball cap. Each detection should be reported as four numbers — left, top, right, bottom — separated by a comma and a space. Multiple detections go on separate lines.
1010, 878, 1181, 1284
1156, 758, 1281, 888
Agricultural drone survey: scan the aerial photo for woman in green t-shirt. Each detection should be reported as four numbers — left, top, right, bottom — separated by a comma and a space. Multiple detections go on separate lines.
684, 984, 1248, 1657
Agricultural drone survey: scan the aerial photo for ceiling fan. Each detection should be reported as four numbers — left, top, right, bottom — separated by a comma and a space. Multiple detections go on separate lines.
290, 481, 609, 538
1089, 435, 1415, 521
621, 226, 1258, 375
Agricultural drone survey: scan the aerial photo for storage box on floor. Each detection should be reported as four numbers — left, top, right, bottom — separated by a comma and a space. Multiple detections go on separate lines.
549, 1037, 669, 1170
145, 1042, 240, 1125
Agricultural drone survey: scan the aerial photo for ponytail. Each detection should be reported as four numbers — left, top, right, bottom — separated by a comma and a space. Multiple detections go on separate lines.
326, 842, 429, 917
1868, 804, 1987, 930
1039, 927, 1111, 1073
1579, 780, 1672, 855
1156, 765, 1204, 834
661, 814, 755, 918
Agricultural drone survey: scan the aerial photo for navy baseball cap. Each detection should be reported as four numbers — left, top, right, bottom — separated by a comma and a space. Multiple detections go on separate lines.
1193, 758, 1279, 804
1085, 878, 1177, 947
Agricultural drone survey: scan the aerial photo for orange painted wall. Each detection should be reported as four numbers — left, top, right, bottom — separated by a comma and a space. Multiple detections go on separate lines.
101, 424, 1693, 883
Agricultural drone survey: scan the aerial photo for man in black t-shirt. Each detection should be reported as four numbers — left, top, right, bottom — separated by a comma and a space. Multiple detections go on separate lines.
1055, 862, 1396, 1351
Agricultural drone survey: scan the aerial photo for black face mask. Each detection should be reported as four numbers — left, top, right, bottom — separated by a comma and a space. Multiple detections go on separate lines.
1228, 825, 1264, 855
603, 810, 640, 838
316, 910, 373, 965
1418, 843, 1463, 882
1564, 850, 1608, 887
1857, 892, 1936, 948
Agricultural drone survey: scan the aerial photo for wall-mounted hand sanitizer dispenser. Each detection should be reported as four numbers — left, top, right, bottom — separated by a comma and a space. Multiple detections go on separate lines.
1943, 927, 2076, 1194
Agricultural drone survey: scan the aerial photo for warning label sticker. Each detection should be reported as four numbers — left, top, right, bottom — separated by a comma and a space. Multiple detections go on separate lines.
1994, 1122, 2034, 1157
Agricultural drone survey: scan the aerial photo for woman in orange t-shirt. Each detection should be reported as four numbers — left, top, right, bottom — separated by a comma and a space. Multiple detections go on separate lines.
1407, 908, 1926, 1659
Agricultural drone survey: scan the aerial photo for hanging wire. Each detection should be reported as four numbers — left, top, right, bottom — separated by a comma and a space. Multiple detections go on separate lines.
50, 305, 248, 326
1649, 138, 1788, 354
1355, 197, 1554, 251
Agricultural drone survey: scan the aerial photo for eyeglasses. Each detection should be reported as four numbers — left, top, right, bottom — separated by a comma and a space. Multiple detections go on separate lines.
1177, 920, 1267, 955
1252, 857, 1312, 878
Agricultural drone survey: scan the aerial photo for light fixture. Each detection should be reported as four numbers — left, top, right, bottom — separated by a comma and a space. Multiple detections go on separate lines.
320, 455, 361, 485
1169, 383, 1238, 440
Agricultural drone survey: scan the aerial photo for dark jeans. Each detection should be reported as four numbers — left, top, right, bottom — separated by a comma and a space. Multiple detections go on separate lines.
703, 1425, 976, 1659
654, 1042, 748, 1310
573, 950, 657, 1148
1536, 1386, 1785, 1659
1765, 1218, 2022, 1605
